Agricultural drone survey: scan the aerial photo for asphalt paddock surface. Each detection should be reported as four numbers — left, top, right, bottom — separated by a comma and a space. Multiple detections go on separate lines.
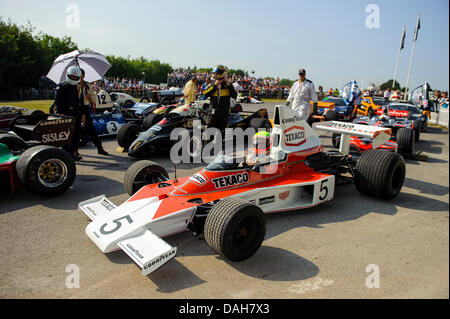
0, 102, 448, 299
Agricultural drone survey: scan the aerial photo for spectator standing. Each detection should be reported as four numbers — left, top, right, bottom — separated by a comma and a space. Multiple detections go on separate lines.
384, 88, 391, 101
201, 76, 211, 100
390, 90, 401, 101
432, 90, 441, 112
183, 75, 198, 104
439, 91, 448, 110
333, 88, 339, 96
203, 65, 237, 136
286, 68, 318, 120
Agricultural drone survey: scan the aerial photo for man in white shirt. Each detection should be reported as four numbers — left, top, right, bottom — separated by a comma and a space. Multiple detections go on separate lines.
384, 88, 391, 101
286, 68, 318, 120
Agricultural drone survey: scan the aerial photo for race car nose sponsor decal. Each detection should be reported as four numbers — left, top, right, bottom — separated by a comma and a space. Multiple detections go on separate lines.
388, 110, 409, 117
281, 115, 303, 124
126, 244, 145, 260
189, 172, 208, 185
212, 172, 249, 189
259, 195, 275, 205
279, 190, 290, 200
284, 126, 306, 147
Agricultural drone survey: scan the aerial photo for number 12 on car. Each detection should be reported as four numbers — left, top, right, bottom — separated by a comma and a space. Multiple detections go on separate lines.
313, 176, 335, 204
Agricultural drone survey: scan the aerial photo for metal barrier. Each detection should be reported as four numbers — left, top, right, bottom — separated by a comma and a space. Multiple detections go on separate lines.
430, 109, 449, 128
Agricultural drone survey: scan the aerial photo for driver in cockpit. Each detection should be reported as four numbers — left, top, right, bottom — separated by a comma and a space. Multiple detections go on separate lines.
245, 131, 273, 166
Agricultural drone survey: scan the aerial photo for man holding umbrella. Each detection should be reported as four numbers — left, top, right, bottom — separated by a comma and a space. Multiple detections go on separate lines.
47, 50, 113, 160
54, 66, 84, 160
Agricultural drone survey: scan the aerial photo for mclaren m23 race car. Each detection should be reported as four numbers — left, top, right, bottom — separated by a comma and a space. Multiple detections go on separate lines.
78, 105, 405, 276
0, 112, 77, 195
121, 102, 272, 157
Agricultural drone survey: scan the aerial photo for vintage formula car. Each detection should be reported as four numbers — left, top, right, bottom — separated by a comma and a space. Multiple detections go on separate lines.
78, 105, 405, 276
0, 105, 46, 129
0, 112, 76, 195
124, 102, 272, 157
96, 90, 136, 109
375, 102, 428, 132
331, 106, 420, 155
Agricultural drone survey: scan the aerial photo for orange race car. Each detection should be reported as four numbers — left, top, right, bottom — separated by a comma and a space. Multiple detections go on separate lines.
78, 105, 405, 276
354, 95, 390, 117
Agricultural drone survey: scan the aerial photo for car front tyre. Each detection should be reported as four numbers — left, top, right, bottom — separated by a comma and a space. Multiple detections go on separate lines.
204, 197, 266, 262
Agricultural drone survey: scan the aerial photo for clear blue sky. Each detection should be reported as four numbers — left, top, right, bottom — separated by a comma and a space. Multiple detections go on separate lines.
1, 0, 448, 90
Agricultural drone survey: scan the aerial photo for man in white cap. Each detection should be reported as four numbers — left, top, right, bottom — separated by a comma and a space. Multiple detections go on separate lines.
286, 68, 318, 121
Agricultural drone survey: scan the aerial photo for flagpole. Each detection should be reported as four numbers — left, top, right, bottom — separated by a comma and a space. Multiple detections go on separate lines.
392, 26, 405, 89
404, 14, 420, 101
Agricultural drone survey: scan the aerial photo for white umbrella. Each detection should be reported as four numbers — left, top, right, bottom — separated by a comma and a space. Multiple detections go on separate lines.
46, 50, 111, 84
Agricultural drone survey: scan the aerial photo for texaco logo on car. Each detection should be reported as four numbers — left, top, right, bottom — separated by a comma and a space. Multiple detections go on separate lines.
284, 126, 306, 147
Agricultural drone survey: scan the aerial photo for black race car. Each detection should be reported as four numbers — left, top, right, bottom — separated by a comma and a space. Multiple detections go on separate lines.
121, 102, 272, 157
376, 102, 428, 132
0, 112, 77, 195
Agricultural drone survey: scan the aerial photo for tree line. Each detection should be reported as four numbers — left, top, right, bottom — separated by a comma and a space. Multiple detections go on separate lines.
0, 18, 173, 97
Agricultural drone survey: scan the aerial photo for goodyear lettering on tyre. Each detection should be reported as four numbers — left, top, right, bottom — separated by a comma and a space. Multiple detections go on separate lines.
212, 172, 249, 189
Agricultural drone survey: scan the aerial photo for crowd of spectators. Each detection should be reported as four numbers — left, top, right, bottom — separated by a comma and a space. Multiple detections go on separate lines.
167, 68, 291, 99
5, 69, 449, 111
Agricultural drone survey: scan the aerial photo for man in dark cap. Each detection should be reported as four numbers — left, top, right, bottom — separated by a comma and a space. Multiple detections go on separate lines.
286, 68, 318, 120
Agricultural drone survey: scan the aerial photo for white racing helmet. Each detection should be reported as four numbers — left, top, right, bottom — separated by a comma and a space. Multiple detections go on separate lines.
66, 66, 82, 85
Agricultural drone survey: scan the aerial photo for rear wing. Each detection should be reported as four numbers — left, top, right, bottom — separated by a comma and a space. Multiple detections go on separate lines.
313, 121, 391, 155
10, 114, 75, 147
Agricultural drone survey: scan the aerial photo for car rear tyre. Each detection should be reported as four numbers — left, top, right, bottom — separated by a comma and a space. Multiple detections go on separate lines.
117, 123, 142, 150
354, 149, 405, 199
396, 128, 415, 154
204, 197, 266, 262
124, 160, 169, 196
16, 145, 76, 196
324, 110, 338, 121
413, 120, 421, 141
25, 109, 45, 116
143, 113, 164, 130
0, 133, 28, 153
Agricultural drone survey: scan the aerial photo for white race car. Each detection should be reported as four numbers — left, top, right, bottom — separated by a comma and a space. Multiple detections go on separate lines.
236, 93, 263, 104
96, 90, 136, 109
78, 105, 405, 276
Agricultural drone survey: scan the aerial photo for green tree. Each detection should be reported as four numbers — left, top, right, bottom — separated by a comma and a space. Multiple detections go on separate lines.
228, 68, 247, 77
279, 79, 295, 87
380, 79, 402, 91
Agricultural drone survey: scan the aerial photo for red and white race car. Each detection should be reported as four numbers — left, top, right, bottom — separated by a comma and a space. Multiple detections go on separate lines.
78, 105, 405, 275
